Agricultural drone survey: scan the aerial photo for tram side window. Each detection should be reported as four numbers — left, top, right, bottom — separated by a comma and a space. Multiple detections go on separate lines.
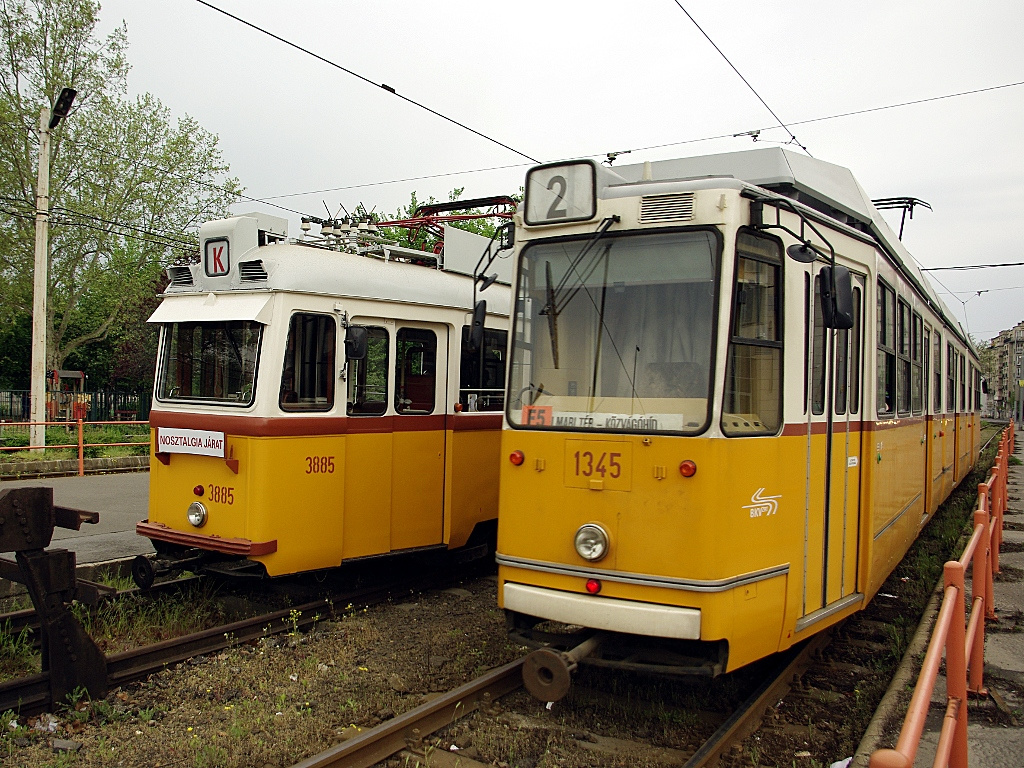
280, 313, 335, 412
923, 326, 931, 414
834, 285, 863, 416
396, 328, 437, 414
946, 343, 955, 412
347, 327, 389, 416
811, 275, 826, 415
959, 352, 966, 412
911, 311, 923, 415
850, 287, 862, 413
933, 333, 942, 412
876, 281, 896, 416
896, 299, 911, 416
460, 327, 507, 412
723, 231, 782, 436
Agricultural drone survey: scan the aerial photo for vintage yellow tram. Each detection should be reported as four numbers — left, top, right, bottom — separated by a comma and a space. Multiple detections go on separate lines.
494, 149, 982, 698
133, 202, 513, 587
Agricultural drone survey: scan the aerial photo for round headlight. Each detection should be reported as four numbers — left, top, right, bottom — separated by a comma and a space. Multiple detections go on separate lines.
187, 501, 208, 528
574, 524, 609, 562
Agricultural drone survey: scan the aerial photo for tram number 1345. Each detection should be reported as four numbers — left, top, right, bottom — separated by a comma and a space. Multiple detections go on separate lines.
305, 456, 336, 474
572, 451, 623, 479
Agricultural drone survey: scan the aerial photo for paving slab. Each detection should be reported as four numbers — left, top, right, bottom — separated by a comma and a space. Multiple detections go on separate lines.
0, 471, 154, 564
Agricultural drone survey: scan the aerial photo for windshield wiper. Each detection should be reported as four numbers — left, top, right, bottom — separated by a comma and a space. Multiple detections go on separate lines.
543, 261, 559, 368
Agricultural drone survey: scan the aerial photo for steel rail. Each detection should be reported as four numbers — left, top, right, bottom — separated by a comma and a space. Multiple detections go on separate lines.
683, 633, 829, 768
0, 579, 406, 716
290, 658, 525, 768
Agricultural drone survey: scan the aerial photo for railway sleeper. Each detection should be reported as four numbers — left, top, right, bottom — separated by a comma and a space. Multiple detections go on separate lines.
0, 486, 109, 705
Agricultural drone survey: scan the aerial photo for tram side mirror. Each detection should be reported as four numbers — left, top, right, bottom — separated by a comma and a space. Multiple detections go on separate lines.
344, 326, 368, 360
468, 300, 486, 352
819, 265, 854, 330
498, 221, 514, 251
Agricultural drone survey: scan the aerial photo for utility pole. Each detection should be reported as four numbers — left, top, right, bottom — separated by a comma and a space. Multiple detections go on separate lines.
30, 88, 76, 451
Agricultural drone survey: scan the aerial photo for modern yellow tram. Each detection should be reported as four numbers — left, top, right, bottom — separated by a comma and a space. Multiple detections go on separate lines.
132, 202, 513, 587
494, 149, 982, 699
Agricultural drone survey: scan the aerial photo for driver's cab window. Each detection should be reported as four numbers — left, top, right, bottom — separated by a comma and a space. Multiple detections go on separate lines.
396, 328, 437, 414
347, 326, 388, 415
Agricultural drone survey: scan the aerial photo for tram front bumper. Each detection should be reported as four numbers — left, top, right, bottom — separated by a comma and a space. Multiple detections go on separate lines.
502, 582, 701, 640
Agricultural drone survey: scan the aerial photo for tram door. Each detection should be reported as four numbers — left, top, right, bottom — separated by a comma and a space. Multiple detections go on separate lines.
802, 270, 865, 621
390, 323, 448, 551
342, 319, 448, 559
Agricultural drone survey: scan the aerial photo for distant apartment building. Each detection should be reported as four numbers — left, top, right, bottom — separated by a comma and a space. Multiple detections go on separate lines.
984, 320, 1024, 418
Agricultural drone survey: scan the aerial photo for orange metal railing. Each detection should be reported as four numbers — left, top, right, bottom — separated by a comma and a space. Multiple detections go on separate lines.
0, 418, 150, 476
870, 421, 1015, 768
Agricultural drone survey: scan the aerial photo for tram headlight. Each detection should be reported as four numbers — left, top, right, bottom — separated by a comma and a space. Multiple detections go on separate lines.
574, 524, 609, 562
187, 501, 208, 528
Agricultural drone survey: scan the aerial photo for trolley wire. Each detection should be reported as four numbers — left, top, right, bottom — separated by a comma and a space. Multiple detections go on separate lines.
923, 261, 1024, 271
668, 0, 809, 155
194, 0, 539, 164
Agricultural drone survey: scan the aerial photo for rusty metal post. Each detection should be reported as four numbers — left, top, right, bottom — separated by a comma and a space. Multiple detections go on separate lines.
969, 509, 989, 692
943, 560, 968, 768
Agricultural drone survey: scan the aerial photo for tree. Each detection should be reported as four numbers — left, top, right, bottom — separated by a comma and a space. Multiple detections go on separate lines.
0, 0, 240, 384
379, 187, 518, 252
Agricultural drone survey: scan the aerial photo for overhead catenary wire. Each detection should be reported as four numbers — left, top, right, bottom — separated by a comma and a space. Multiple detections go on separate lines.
668, 0, 809, 155
923, 261, 1024, 271
194, 0, 539, 164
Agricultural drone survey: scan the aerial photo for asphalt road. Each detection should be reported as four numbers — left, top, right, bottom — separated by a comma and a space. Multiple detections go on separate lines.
0, 471, 154, 565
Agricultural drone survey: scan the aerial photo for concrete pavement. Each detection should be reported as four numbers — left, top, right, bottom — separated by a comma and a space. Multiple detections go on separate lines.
0, 471, 154, 565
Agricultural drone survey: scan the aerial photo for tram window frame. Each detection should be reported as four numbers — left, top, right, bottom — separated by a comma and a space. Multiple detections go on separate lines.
803, 274, 810, 415
157, 320, 262, 407
834, 284, 863, 416
395, 327, 437, 415
811, 273, 827, 416
923, 325, 931, 415
946, 342, 955, 413
346, 326, 389, 416
460, 326, 508, 412
954, 354, 962, 415
911, 311, 923, 415
896, 298, 911, 416
723, 229, 783, 437
933, 333, 942, 412
279, 313, 336, 412
876, 280, 896, 416
849, 286, 862, 413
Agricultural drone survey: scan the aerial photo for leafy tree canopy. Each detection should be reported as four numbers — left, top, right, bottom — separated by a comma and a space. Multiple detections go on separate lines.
0, 0, 241, 386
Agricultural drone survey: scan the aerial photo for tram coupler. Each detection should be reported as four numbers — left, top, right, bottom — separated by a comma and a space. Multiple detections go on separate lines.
522, 632, 606, 702
0, 487, 108, 705
131, 549, 210, 590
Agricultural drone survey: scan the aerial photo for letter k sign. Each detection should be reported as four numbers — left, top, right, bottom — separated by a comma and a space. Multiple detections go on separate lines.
205, 239, 230, 276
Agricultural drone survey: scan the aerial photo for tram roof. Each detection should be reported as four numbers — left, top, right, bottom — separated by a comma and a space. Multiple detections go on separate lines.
154, 242, 510, 322
602, 148, 970, 347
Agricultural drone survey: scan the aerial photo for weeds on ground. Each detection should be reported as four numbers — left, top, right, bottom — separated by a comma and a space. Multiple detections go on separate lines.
0, 619, 37, 678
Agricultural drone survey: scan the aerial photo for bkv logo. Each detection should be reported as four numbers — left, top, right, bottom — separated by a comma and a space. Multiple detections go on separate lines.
743, 488, 781, 518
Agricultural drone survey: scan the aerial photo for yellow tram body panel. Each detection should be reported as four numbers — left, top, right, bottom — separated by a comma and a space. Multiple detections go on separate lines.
147, 416, 501, 577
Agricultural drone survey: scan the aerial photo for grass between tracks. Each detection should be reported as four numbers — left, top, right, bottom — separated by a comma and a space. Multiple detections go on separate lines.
0, 574, 222, 681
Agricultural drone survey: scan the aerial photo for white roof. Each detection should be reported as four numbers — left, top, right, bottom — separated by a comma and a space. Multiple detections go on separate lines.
601, 148, 968, 344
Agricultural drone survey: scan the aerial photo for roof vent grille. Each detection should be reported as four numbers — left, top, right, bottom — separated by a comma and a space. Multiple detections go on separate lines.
639, 192, 695, 223
239, 260, 268, 282
167, 266, 193, 287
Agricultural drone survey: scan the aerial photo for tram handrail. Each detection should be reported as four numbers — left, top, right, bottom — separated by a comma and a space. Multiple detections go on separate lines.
870, 420, 1015, 768
0, 418, 150, 476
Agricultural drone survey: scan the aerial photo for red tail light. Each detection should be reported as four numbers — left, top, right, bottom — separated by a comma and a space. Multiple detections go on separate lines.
509, 450, 525, 466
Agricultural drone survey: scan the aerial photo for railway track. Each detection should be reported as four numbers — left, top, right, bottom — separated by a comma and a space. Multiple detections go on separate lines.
284, 634, 828, 768
0, 565, 466, 717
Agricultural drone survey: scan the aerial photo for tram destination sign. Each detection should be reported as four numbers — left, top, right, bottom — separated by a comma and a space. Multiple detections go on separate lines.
156, 427, 226, 457
524, 160, 597, 226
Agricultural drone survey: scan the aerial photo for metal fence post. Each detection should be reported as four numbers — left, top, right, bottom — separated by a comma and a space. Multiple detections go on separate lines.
77, 418, 84, 476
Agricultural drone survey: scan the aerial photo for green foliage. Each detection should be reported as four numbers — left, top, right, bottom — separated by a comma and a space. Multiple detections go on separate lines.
379, 187, 515, 252
0, 0, 241, 384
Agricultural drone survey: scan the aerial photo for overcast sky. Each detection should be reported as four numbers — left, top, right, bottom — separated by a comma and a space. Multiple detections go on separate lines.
95, 0, 1023, 342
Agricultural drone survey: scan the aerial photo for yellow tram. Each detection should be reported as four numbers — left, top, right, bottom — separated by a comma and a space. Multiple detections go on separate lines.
494, 149, 982, 698
133, 202, 513, 587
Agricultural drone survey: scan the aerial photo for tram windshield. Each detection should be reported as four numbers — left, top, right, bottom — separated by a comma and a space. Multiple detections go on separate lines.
508, 230, 719, 434
158, 321, 261, 406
